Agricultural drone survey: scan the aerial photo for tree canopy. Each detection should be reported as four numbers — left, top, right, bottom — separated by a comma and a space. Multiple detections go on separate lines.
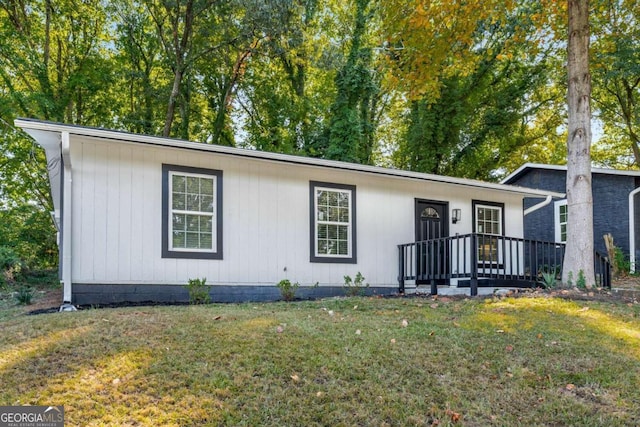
1, 0, 638, 271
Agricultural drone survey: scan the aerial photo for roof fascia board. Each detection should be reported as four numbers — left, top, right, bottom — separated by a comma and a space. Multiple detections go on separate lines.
501, 163, 564, 184
503, 162, 640, 184
16, 118, 563, 198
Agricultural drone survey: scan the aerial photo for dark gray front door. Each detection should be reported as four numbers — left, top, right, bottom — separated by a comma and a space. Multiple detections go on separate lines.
415, 200, 449, 283
415, 200, 448, 241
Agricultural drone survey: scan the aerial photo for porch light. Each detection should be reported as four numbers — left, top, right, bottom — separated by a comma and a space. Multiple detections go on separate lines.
452, 208, 461, 224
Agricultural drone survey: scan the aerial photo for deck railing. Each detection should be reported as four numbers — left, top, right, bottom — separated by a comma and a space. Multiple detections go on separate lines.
398, 233, 612, 295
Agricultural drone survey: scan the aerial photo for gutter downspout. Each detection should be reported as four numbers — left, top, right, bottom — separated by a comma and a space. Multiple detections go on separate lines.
524, 195, 553, 216
60, 131, 76, 311
629, 187, 640, 273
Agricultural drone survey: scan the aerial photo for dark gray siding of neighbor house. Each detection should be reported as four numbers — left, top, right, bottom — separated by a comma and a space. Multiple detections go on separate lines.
507, 168, 638, 258
591, 174, 638, 257
509, 169, 564, 246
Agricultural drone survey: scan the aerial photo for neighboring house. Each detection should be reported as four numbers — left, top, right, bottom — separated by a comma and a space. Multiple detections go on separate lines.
17, 119, 562, 306
503, 163, 640, 271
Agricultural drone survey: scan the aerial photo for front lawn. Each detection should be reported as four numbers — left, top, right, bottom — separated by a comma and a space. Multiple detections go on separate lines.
1, 295, 639, 426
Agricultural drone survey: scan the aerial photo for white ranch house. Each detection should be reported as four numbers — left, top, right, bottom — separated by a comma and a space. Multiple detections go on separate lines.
17, 118, 580, 307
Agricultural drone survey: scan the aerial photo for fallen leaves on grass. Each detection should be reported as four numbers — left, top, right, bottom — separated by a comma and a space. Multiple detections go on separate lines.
445, 409, 462, 423
4, 295, 639, 426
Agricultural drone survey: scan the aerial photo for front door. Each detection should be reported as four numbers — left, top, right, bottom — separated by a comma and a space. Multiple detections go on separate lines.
415, 200, 449, 283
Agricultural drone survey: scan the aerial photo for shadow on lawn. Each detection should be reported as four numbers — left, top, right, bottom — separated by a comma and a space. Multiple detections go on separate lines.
2, 294, 640, 425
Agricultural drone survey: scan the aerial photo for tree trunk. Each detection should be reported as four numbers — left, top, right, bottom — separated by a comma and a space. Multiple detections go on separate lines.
603, 233, 619, 277
163, 67, 182, 137
562, 0, 595, 287
158, 0, 195, 138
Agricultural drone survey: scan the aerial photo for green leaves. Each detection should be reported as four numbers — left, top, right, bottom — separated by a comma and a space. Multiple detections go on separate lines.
590, 0, 640, 168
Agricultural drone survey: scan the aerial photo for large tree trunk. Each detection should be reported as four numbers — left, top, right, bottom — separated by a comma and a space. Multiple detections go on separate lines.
562, 0, 595, 287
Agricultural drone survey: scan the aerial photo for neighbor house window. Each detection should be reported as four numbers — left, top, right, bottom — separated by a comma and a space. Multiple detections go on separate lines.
310, 181, 356, 263
162, 164, 223, 259
554, 200, 568, 243
473, 201, 504, 265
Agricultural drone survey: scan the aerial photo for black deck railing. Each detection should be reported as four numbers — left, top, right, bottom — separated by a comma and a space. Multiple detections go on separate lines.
398, 233, 611, 296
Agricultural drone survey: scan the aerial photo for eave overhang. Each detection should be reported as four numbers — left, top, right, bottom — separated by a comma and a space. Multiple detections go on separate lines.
16, 118, 565, 200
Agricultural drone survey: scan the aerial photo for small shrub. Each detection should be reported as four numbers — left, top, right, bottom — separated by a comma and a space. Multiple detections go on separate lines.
538, 271, 558, 289
344, 272, 369, 297
566, 271, 574, 287
0, 246, 20, 270
185, 277, 211, 304
14, 286, 33, 305
0, 246, 22, 286
577, 270, 587, 290
613, 247, 631, 277
276, 279, 299, 301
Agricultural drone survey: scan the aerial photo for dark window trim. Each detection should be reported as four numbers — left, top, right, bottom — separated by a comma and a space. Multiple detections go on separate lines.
309, 181, 357, 264
162, 164, 223, 259
472, 200, 505, 268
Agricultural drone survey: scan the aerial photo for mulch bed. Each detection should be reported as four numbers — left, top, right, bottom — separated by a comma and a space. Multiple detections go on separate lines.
19, 277, 640, 316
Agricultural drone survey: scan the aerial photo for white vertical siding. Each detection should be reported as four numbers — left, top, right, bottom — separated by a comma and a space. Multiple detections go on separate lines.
105, 143, 120, 282
78, 142, 95, 281
129, 148, 145, 281
69, 136, 525, 288
140, 149, 158, 282
117, 144, 133, 281
91, 142, 108, 281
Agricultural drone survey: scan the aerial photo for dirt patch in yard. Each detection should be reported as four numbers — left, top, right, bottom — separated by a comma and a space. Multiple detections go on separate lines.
490, 276, 640, 305
23, 288, 63, 313
611, 275, 640, 289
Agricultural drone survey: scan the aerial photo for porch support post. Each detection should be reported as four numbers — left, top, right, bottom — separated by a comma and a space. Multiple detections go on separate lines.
398, 245, 405, 293
470, 233, 478, 296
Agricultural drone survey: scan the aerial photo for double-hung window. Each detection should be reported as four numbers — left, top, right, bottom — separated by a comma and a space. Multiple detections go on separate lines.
162, 165, 223, 259
554, 200, 568, 243
473, 201, 504, 265
310, 181, 357, 263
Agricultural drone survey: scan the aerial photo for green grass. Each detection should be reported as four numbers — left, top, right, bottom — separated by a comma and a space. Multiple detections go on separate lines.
1, 295, 639, 426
